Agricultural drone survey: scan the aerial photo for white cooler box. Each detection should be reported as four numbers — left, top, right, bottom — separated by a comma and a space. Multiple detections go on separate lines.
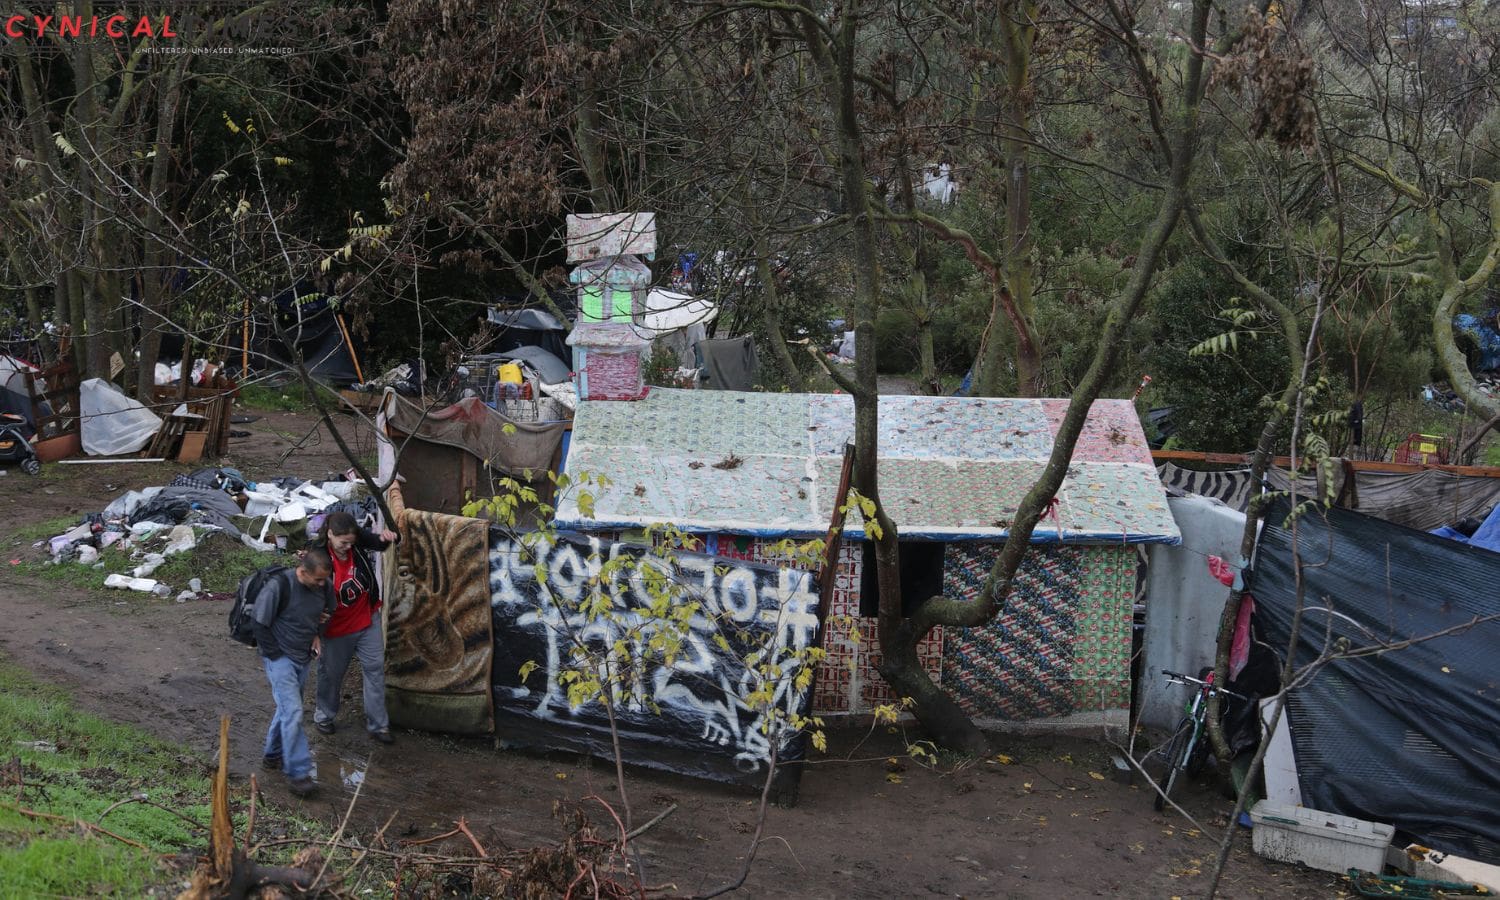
1250, 801, 1395, 874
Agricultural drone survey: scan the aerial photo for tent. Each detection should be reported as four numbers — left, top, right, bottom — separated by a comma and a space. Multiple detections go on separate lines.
485, 307, 570, 374
1252, 497, 1500, 862
244, 285, 364, 385
0, 355, 40, 424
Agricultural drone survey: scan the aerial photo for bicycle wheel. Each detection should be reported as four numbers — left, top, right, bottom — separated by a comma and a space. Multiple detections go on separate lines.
1154, 716, 1196, 812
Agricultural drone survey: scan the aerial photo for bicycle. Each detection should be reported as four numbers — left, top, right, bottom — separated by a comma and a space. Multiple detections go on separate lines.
1154, 667, 1246, 812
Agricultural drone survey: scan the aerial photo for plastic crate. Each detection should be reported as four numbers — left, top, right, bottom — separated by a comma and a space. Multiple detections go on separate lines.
1393, 432, 1450, 465
1250, 802, 1394, 875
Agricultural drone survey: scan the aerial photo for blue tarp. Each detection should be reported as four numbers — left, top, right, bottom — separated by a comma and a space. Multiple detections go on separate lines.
1453, 313, 1500, 372
1430, 501, 1500, 552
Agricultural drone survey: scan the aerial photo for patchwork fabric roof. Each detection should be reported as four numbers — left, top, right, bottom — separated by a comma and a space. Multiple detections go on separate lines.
553, 389, 1180, 544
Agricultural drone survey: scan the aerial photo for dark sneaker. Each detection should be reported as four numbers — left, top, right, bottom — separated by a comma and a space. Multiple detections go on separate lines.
314, 720, 335, 735
288, 776, 317, 798
262, 755, 282, 771
371, 730, 394, 745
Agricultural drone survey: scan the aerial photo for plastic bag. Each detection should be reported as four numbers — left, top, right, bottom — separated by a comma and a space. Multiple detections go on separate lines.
80, 378, 162, 456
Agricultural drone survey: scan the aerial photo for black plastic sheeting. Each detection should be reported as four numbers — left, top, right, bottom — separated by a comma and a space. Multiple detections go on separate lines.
1250, 497, 1500, 862
696, 336, 758, 391
489, 532, 820, 798
246, 287, 362, 385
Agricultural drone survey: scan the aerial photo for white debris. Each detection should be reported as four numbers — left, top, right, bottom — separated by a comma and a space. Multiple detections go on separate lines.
162, 525, 196, 555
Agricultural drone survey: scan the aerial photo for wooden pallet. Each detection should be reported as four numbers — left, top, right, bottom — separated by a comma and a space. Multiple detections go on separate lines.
150, 386, 233, 457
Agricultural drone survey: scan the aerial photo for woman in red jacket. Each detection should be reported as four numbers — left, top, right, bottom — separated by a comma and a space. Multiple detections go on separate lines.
311, 511, 399, 743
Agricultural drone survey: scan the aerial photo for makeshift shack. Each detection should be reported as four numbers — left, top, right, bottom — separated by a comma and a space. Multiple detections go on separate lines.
1249, 496, 1500, 864
378, 479, 821, 794
377, 390, 570, 516
553, 389, 1181, 730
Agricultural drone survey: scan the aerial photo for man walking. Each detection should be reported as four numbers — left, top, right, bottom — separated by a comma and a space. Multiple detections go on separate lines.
254, 548, 334, 797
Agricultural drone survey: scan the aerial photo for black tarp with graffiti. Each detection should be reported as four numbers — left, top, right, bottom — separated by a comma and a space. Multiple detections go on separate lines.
487, 531, 822, 794
1251, 497, 1500, 862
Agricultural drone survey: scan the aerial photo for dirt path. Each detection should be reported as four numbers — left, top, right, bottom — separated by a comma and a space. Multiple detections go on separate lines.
0, 410, 1336, 898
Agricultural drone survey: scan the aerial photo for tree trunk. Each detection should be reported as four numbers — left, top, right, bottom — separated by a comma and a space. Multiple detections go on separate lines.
803, 0, 997, 753
575, 74, 613, 212
1430, 184, 1500, 419
998, 0, 1042, 397
755, 234, 807, 392
134, 58, 189, 401
975, 281, 1010, 395
67, 271, 90, 372
888, 0, 1216, 750
916, 313, 937, 394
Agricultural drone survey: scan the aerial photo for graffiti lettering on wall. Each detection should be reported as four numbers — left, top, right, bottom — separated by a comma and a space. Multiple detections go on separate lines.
488, 531, 821, 786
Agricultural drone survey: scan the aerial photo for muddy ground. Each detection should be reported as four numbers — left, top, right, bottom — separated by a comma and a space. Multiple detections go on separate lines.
0, 407, 1339, 898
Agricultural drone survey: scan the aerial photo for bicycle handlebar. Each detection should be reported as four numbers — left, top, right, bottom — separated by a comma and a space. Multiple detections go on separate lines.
1160, 669, 1249, 701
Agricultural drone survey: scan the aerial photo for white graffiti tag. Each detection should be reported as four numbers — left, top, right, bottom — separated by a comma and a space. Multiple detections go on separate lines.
489, 534, 820, 772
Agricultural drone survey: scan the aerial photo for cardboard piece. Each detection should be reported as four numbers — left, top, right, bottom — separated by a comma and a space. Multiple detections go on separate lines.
177, 431, 208, 464
33, 432, 81, 463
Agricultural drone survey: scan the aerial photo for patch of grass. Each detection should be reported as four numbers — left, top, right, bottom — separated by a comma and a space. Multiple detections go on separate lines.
0, 835, 159, 898
0, 655, 329, 896
238, 381, 313, 412
13, 514, 82, 543
0, 656, 210, 895
154, 538, 271, 593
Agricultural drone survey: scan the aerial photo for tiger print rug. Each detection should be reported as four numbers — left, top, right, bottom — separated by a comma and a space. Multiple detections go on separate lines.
384, 508, 495, 734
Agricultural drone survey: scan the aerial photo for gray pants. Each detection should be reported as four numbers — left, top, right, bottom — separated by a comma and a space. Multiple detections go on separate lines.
315, 620, 390, 734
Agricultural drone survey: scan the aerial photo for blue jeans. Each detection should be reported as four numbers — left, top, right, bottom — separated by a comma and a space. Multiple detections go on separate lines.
262, 655, 313, 780
315, 620, 390, 734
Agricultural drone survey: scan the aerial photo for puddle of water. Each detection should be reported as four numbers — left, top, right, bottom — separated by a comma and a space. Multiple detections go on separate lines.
338, 754, 371, 791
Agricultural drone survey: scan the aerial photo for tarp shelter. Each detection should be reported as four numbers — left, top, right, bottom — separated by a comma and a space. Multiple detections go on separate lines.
485, 307, 570, 375
376, 390, 569, 515
1454, 313, 1500, 372
640, 289, 716, 369
245, 287, 364, 385
1430, 499, 1500, 551
1140, 494, 1246, 729
1250, 496, 1500, 863
555, 389, 1179, 729
79, 378, 162, 456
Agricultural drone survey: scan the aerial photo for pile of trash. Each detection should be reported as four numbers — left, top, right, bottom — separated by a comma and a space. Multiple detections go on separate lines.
42, 465, 379, 601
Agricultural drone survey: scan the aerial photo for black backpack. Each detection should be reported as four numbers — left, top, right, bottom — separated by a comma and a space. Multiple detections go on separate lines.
230, 565, 291, 646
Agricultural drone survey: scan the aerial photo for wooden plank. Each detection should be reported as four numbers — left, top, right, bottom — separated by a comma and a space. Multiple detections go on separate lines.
1150, 449, 1500, 479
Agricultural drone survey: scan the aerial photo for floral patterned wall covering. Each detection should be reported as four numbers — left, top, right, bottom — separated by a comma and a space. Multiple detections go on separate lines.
708, 534, 1135, 722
